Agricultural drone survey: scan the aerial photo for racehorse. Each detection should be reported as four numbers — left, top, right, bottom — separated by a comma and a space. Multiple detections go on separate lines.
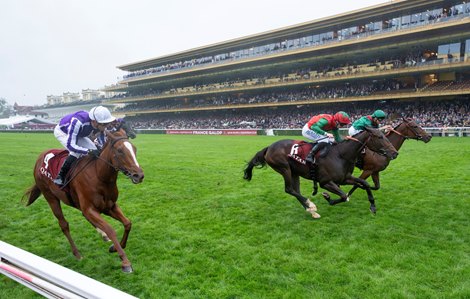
347, 118, 432, 197
244, 127, 398, 218
22, 128, 144, 273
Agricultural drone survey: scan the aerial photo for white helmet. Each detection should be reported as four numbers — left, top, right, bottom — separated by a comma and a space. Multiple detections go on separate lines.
89, 106, 116, 123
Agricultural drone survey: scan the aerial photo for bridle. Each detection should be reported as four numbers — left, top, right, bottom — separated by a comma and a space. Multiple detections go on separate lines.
386, 121, 425, 141
97, 136, 134, 177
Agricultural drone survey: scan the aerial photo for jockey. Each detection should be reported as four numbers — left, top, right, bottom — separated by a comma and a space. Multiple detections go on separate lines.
348, 109, 391, 136
52, 106, 116, 186
302, 111, 351, 164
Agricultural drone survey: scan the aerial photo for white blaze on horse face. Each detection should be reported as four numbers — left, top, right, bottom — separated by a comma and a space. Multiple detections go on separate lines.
123, 141, 140, 168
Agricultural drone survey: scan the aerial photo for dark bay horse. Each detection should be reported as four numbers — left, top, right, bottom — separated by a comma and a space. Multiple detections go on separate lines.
23, 129, 144, 273
244, 127, 398, 218
347, 118, 432, 197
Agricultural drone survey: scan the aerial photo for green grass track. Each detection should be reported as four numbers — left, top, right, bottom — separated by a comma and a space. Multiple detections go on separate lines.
0, 133, 469, 298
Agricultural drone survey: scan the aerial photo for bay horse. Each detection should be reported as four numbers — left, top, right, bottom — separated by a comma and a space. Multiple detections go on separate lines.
244, 127, 398, 218
22, 128, 144, 273
347, 118, 432, 196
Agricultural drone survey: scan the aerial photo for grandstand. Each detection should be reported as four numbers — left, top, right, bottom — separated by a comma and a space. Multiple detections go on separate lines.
103, 0, 470, 130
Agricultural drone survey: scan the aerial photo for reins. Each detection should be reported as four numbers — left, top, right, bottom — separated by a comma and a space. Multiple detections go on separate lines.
60, 136, 131, 188
343, 134, 370, 157
386, 122, 423, 140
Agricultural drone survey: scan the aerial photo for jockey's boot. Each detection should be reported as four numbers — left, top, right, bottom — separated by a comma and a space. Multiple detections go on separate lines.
306, 143, 321, 164
53, 155, 77, 186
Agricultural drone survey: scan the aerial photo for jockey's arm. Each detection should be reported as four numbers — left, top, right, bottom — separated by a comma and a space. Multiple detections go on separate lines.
310, 118, 329, 135
332, 129, 342, 142
379, 125, 394, 133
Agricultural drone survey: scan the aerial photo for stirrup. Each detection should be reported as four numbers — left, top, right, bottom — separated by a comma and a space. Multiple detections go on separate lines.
53, 177, 64, 186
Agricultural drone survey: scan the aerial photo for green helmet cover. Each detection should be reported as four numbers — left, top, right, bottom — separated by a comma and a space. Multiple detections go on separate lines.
372, 109, 387, 119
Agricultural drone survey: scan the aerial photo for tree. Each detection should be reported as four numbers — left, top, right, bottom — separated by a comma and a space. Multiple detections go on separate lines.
0, 98, 13, 118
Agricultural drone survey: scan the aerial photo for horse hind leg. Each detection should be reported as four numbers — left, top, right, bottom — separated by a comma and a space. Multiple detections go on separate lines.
321, 182, 350, 205
43, 193, 82, 259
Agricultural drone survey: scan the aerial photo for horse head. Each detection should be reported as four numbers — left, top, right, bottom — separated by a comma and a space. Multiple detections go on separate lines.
102, 129, 144, 184
399, 118, 432, 143
364, 127, 398, 160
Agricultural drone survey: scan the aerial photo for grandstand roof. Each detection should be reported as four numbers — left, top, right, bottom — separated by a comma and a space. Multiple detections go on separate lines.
117, 0, 448, 72
0, 115, 55, 127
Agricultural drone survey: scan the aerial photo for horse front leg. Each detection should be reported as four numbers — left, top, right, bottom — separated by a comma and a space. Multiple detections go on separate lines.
348, 177, 377, 214
83, 208, 133, 273
320, 181, 349, 205
370, 172, 380, 190
347, 170, 372, 197
105, 203, 132, 251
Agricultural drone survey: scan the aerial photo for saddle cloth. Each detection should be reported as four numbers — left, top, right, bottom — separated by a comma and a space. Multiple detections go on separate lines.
287, 141, 313, 165
40, 149, 69, 181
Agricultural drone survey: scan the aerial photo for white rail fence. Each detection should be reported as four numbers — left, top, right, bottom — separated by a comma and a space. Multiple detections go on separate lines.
0, 240, 137, 299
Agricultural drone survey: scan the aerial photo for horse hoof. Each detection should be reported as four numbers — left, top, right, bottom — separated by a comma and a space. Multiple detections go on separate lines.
346, 196, 350, 202
102, 236, 111, 242
311, 212, 321, 219
109, 245, 117, 253
122, 265, 133, 273
306, 199, 317, 211
370, 207, 377, 214
322, 192, 330, 200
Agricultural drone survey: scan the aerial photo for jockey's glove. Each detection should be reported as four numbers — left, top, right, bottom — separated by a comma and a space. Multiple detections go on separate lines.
88, 149, 101, 157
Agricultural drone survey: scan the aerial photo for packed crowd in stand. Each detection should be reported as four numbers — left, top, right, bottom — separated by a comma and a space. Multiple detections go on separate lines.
126, 99, 470, 129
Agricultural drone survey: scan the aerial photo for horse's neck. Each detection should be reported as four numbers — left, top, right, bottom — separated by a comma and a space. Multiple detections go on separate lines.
387, 130, 406, 150
336, 135, 366, 160
94, 153, 118, 182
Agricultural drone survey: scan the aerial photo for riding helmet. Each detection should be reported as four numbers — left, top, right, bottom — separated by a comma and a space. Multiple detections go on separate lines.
334, 111, 351, 125
89, 106, 116, 124
372, 109, 387, 120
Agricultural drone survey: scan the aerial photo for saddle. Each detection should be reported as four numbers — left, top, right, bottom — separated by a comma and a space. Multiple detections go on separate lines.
288, 141, 332, 181
39, 149, 79, 193
288, 141, 333, 163
287, 141, 313, 165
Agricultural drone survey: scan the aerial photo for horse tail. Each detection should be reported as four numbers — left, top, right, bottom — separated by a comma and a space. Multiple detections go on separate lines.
22, 184, 42, 206
243, 147, 268, 181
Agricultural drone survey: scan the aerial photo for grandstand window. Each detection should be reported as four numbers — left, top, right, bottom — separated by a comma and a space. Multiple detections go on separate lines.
466, 40, 470, 54
306, 36, 313, 44
287, 40, 294, 48
401, 15, 411, 28
390, 17, 400, 30
438, 42, 461, 59
312, 34, 320, 45
365, 22, 381, 32
411, 13, 421, 24
294, 38, 300, 48
450, 4, 464, 15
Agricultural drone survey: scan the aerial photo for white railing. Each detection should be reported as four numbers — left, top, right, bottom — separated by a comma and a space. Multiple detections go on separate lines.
0, 241, 137, 299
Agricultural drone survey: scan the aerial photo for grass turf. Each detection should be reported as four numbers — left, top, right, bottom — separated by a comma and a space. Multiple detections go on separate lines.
0, 133, 469, 298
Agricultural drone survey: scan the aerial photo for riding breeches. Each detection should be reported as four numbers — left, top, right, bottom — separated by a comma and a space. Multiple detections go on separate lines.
302, 124, 334, 143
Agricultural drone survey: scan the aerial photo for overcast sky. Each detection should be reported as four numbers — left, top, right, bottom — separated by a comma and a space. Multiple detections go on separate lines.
0, 0, 387, 106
